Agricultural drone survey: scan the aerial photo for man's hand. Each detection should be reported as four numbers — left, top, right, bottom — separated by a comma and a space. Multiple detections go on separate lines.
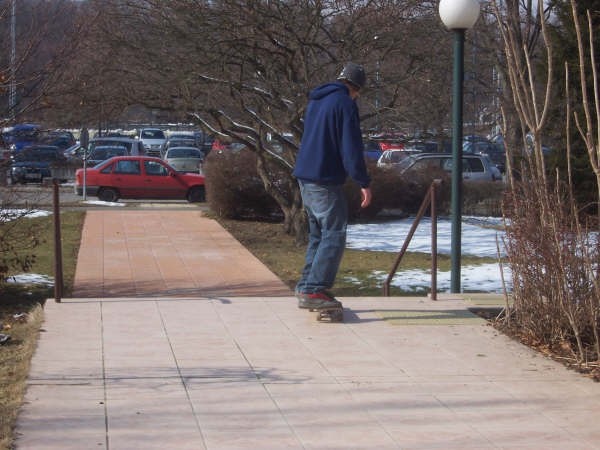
360, 187, 372, 208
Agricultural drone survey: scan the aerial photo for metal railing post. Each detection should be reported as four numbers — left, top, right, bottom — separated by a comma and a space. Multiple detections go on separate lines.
383, 180, 441, 298
53, 179, 63, 302
430, 180, 441, 300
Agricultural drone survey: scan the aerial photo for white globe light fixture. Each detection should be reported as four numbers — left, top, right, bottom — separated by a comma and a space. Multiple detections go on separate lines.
439, 0, 480, 30
439, 0, 480, 294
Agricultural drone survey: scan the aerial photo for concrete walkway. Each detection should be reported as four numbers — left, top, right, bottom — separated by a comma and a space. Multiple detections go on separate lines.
14, 210, 600, 449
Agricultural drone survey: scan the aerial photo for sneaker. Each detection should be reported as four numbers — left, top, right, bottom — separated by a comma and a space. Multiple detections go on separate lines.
297, 291, 342, 310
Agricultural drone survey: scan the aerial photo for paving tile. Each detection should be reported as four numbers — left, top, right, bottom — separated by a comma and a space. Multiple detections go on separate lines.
15, 384, 107, 450
15, 211, 600, 450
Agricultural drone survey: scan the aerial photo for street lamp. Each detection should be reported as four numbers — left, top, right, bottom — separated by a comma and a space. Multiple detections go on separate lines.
9, 0, 16, 119
439, 0, 480, 293
374, 35, 381, 131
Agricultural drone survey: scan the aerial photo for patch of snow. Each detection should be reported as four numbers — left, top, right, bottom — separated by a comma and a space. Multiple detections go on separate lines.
82, 200, 126, 207
5, 273, 54, 286
1, 209, 52, 222
347, 216, 506, 257
347, 216, 511, 293
374, 263, 512, 293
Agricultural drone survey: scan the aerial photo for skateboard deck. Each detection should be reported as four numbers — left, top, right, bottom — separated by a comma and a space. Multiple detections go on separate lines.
312, 306, 343, 322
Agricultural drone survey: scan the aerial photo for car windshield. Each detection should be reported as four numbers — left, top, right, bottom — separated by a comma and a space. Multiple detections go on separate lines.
16, 148, 60, 161
387, 151, 410, 164
141, 130, 165, 139
90, 140, 132, 152
167, 148, 202, 158
168, 139, 196, 147
89, 147, 127, 160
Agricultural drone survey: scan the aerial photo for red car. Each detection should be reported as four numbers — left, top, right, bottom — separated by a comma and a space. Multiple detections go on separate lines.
75, 156, 205, 203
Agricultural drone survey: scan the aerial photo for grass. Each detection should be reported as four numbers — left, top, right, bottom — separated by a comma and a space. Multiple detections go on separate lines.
0, 210, 85, 449
216, 217, 497, 296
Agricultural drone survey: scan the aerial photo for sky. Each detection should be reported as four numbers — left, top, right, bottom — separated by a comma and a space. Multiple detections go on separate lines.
4, 209, 511, 294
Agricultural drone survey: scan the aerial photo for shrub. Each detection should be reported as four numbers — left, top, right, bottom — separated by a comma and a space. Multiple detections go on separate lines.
346, 164, 453, 220
502, 177, 600, 363
203, 148, 283, 221
463, 181, 505, 216
204, 150, 504, 222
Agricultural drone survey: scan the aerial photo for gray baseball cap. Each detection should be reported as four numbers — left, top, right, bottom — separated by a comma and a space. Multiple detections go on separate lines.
337, 62, 366, 90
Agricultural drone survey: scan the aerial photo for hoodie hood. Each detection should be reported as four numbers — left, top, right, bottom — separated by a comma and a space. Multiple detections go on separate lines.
308, 82, 349, 101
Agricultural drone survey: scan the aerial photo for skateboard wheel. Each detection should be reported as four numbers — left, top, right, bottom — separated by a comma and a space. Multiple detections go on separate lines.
315, 308, 343, 322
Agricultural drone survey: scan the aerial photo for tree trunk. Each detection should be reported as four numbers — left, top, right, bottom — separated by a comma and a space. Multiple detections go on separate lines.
255, 152, 308, 244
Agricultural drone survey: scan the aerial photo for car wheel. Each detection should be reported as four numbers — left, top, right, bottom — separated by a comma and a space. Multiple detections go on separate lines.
187, 186, 205, 203
98, 187, 120, 203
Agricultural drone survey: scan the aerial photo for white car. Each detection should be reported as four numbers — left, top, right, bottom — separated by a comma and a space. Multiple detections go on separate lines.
138, 128, 167, 157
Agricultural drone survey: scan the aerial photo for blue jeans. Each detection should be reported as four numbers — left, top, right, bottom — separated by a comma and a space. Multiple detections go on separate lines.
296, 181, 348, 294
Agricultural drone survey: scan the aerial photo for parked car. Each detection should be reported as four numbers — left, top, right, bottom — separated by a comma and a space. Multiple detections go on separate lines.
211, 139, 227, 152
63, 144, 86, 161
2, 123, 41, 153
403, 140, 443, 153
379, 140, 405, 151
200, 133, 214, 154
166, 132, 198, 145
10, 145, 67, 184
88, 137, 145, 157
463, 137, 506, 173
138, 128, 167, 157
39, 130, 77, 151
386, 152, 502, 182
166, 131, 213, 154
163, 137, 199, 157
363, 140, 384, 161
211, 139, 246, 153
376, 149, 422, 168
163, 147, 204, 174
86, 145, 128, 166
74, 156, 206, 203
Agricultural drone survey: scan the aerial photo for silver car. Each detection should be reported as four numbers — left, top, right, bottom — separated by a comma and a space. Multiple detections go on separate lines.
163, 146, 204, 174
383, 152, 502, 182
139, 128, 167, 157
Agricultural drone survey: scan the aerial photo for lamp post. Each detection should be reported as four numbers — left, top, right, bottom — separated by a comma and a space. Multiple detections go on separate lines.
9, 0, 16, 119
439, 0, 480, 293
374, 35, 381, 131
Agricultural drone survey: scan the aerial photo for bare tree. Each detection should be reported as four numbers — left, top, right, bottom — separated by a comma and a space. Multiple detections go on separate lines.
568, 2, 600, 360
492, 0, 600, 364
66, 0, 458, 240
490, 0, 554, 189
570, 4, 600, 222
0, 0, 84, 125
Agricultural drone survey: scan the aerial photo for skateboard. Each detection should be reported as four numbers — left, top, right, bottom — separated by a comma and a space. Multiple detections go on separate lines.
311, 306, 344, 322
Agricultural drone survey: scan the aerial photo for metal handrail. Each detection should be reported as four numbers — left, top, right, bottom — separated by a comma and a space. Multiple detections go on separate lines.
383, 179, 441, 299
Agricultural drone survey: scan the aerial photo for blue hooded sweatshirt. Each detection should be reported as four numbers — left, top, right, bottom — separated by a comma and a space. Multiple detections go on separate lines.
293, 82, 371, 188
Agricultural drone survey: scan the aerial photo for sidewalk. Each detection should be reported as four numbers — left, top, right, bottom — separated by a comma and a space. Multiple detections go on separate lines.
14, 210, 600, 449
